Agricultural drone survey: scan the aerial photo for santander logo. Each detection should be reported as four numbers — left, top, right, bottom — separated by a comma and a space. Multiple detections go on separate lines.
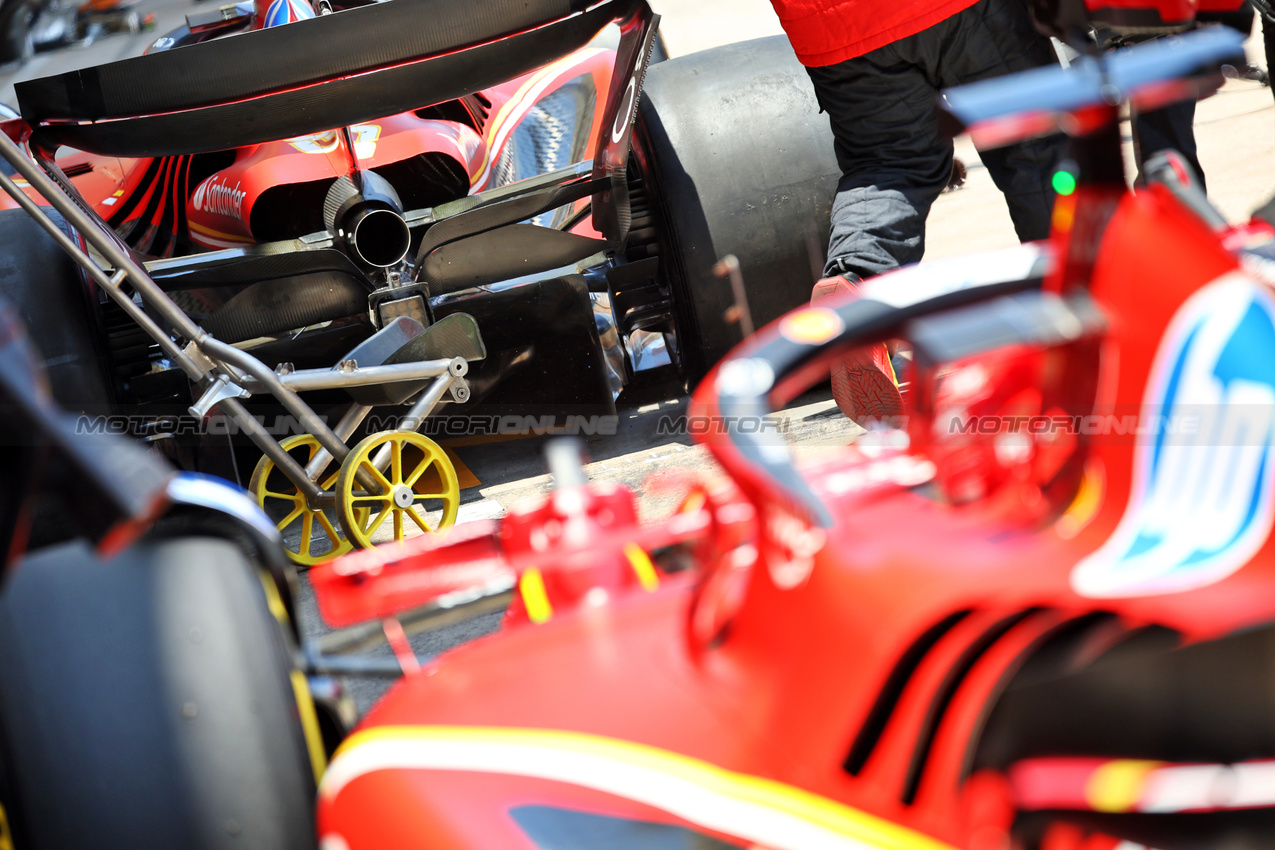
192, 176, 246, 220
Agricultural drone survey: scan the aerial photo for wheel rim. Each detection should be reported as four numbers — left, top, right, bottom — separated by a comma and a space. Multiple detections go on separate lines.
336, 431, 461, 549
248, 434, 354, 566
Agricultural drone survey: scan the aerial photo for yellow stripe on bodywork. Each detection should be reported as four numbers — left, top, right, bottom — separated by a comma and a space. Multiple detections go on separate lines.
186, 219, 253, 243
624, 542, 660, 591
1086, 759, 1162, 813
519, 568, 554, 623
321, 726, 954, 850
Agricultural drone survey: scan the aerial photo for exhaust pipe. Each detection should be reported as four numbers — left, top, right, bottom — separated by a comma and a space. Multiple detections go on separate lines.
344, 206, 411, 268
324, 170, 411, 268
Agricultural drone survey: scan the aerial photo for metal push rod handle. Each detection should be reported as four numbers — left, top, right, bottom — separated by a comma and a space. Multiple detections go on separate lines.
236, 359, 459, 393
220, 396, 324, 500
197, 336, 351, 462
305, 403, 373, 480
0, 159, 325, 496
368, 371, 457, 470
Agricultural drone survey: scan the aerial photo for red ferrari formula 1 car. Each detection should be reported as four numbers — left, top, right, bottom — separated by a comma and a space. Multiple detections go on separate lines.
299, 12, 1275, 850
0, 0, 838, 446
0, 0, 842, 563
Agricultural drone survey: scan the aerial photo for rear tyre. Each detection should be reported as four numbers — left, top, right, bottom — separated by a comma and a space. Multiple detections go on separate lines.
0, 537, 318, 849
634, 35, 841, 386
0, 207, 115, 412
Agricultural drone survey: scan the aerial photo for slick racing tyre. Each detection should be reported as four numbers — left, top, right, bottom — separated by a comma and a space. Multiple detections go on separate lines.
0, 537, 318, 849
0, 207, 115, 412
635, 35, 841, 386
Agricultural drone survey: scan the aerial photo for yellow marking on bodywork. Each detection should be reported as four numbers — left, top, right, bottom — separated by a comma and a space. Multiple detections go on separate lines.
1086, 759, 1161, 813
624, 542, 660, 591
1056, 461, 1104, 540
519, 568, 553, 623
187, 220, 252, 242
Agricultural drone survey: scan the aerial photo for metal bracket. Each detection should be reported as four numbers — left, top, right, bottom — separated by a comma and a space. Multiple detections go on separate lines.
181, 340, 218, 378
188, 374, 250, 419
449, 377, 471, 404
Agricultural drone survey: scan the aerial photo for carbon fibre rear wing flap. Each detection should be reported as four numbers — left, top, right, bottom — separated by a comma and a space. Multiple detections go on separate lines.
16, 0, 651, 159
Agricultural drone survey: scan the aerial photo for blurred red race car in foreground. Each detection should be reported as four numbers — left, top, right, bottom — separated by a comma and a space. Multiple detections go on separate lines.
303, 8, 1275, 850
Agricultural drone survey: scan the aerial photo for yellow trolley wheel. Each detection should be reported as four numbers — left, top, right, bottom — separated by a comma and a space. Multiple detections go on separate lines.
248, 434, 365, 566
335, 430, 461, 549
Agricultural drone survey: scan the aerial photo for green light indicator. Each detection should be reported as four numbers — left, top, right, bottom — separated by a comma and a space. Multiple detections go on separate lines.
1052, 170, 1077, 196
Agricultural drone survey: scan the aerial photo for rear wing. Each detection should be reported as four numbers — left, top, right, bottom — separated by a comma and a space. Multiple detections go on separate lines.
14, 0, 654, 161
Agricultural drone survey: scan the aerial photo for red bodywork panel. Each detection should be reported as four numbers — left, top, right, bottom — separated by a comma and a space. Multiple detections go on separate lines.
312, 180, 1275, 848
0, 40, 615, 255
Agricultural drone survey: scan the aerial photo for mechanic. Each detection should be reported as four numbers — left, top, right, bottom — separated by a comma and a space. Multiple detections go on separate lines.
768, 0, 1066, 426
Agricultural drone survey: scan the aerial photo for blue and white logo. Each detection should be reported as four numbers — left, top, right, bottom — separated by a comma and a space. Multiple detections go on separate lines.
262, 0, 315, 28
1072, 275, 1275, 598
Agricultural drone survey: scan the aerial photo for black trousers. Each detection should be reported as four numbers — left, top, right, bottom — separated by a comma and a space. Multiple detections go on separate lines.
1131, 6, 1260, 192
1132, 99, 1205, 190
806, 0, 1066, 279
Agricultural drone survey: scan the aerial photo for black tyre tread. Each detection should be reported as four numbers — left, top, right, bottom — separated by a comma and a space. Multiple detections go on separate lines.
0, 537, 315, 849
0, 207, 115, 411
635, 36, 841, 385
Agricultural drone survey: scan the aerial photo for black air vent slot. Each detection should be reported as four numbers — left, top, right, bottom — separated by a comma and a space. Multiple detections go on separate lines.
901, 608, 1040, 804
415, 93, 492, 135
843, 610, 972, 776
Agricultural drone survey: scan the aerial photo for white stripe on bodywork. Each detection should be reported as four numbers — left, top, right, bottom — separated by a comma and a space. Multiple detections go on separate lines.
320, 727, 951, 850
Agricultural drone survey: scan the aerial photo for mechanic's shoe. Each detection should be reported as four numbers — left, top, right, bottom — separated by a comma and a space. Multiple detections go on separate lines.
810, 275, 903, 427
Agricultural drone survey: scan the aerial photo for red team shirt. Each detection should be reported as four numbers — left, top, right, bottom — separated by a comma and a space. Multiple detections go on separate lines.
767, 0, 982, 66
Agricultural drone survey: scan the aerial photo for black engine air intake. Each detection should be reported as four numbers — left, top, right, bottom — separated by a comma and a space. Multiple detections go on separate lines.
324, 170, 411, 269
